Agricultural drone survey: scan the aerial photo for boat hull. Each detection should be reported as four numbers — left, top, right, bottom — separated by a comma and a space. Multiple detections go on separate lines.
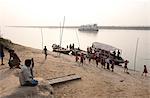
53, 49, 71, 55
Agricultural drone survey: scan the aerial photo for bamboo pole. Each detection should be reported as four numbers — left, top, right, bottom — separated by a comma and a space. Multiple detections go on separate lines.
0, 27, 1, 37
134, 38, 139, 71
75, 30, 80, 48
41, 28, 44, 50
60, 16, 65, 48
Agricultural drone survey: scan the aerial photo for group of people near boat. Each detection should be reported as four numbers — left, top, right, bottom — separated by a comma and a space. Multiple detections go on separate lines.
74, 46, 148, 76
67, 43, 75, 50
75, 46, 119, 72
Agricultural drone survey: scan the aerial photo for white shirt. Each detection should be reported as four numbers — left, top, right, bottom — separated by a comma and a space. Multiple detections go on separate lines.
19, 65, 32, 85
105, 58, 110, 63
96, 51, 100, 57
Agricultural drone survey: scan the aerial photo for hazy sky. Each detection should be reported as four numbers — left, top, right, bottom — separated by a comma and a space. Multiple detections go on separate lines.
0, 0, 150, 26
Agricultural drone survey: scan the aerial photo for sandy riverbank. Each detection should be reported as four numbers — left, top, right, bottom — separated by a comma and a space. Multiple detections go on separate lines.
0, 43, 150, 98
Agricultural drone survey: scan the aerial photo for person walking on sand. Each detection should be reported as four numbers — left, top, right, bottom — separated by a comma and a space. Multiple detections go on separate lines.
75, 52, 79, 62
142, 65, 148, 76
19, 59, 38, 86
80, 53, 84, 65
0, 44, 4, 65
8, 49, 21, 69
106, 57, 110, 70
88, 53, 91, 64
124, 60, 129, 73
111, 60, 115, 72
43, 46, 47, 59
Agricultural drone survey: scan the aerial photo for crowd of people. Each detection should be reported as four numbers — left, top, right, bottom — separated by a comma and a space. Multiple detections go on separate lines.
75, 46, 124, 72
0, 43, 149, 87
75, 46, 148, 75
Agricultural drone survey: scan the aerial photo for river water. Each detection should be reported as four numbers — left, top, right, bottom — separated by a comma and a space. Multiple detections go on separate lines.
2, 27, 150, 71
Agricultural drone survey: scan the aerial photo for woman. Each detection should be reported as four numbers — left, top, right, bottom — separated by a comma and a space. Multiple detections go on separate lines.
8, 49, 21, 69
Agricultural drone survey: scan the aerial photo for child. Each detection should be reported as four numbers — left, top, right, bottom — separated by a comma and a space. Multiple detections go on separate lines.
80, 53, 84, 65
124, 60, 129, 73
142, 65, 148, 76
75, 54, 79, 62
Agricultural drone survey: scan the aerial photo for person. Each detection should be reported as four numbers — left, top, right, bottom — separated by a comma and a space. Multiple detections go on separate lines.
75, 52, 79, 62
0, 44, 4, 65
106, 57, 110, 70
113, 51, 116, 58
111, 60, 115, 72
96, 57, 99, 67
8, 49, 21, 69
95, 51, 100, 67
19, 59, 38, 86
88, 53, 91, 64
142, 65, 148, 76
124, 60, 129, 72
43, 46, 47, 59
69, 44, 72, 50
72, 43, 74, 49
102, 58, 106, 69
117, 50, 120, 58
80, 53, 84, 65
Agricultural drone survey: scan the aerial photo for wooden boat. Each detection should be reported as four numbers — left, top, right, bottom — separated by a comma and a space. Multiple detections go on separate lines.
91, 42, 124, 65
71, 48, 87, 56
52, 44, 71, 55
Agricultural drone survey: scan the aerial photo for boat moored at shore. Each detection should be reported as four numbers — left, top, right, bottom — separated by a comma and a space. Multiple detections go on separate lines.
52, 44, 71, 55
89, 42, 125, 65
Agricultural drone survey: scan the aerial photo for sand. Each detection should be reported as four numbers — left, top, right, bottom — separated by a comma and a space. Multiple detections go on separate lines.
0, 44, 150, 98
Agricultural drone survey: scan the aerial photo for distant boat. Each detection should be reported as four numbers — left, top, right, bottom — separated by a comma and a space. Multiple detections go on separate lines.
78, 24, 99, 31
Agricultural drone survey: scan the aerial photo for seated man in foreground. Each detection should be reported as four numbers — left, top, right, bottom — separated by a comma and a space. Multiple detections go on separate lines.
19, 58, 38, 86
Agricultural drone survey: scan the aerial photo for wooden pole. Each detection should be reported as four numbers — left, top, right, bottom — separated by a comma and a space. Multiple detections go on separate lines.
0, 26, 1, 37
59, 22, 62, 47
41, 28, 44, 50
75, 30, 80, 48
134, 38, 139, 71
60, 16, 65, 48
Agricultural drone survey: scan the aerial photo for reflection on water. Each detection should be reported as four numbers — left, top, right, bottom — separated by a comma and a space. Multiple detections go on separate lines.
78, 30, 98, 35
3, 27, 150, 71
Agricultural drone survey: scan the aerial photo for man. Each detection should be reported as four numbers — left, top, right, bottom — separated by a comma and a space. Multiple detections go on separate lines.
43, 46, 47, 59
0, 44, 4, 65
19, 59, 38, 86
106, 57, 110, 70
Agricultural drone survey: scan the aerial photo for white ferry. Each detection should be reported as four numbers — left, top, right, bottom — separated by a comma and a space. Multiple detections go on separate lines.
78, 24, 99, 31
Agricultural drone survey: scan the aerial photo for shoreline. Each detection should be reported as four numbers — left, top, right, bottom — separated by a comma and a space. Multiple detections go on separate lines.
8, 25, 150, 30
0, 40, 150, 98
